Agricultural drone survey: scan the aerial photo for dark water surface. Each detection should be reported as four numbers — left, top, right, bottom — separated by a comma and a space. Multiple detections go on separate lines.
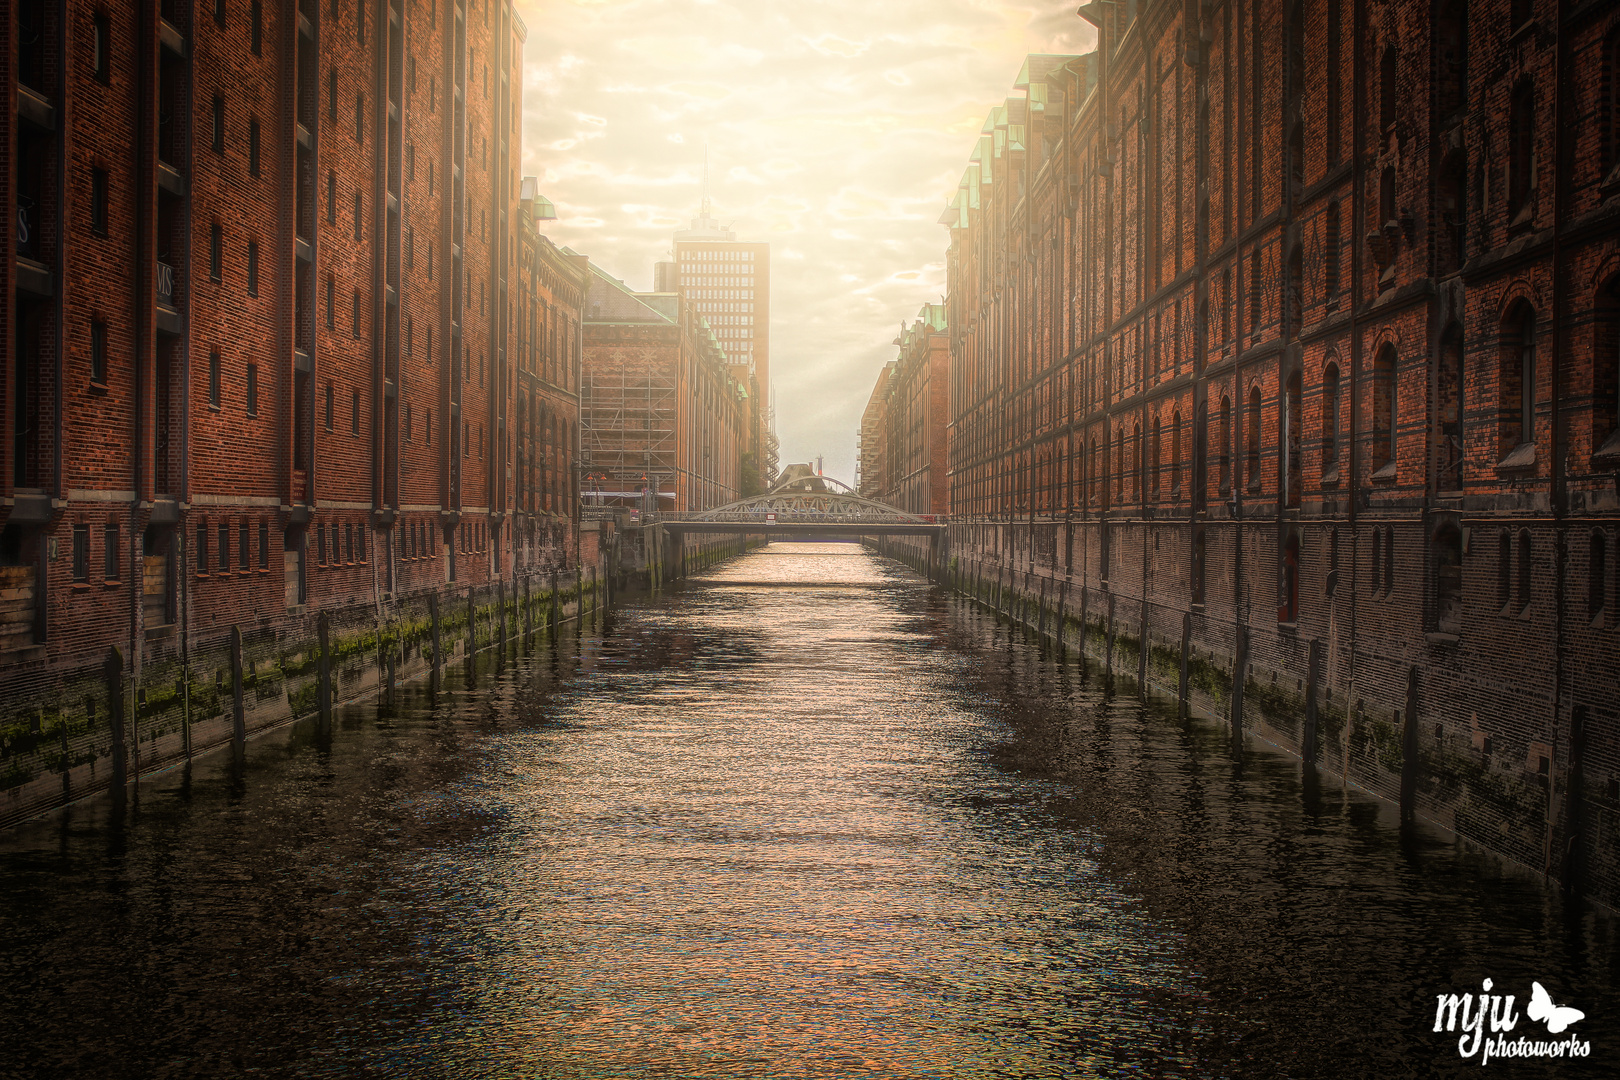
0, 543, 1614, 1078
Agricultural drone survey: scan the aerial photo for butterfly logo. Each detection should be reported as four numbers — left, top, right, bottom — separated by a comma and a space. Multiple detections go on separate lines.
1528, 981, 1585, 1035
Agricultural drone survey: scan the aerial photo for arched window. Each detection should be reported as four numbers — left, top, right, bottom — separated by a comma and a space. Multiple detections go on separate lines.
1372, 345, 1396, 473
1171, 412, 1183, 496
1089, 437, 1099, 508
1116, 433, 1125, 503
1499, 301, 1537, 458
1438, 326, 1464, 489
1151, 414, 1162, 495
1279, 532, 1301, 624
1437, 152, 1468, 276
1372, 528, 1384, 595
1433, 523, 1463, 635
1498, 531, 1513, 610
1508, 82, 1536, 221
1285, 370, 1302, 506
1218, 395, 1232, 494
1132, 423, 1143, 500
1246, 384, 1262, 488
1380, 46, 1398, 134
1591, 530, 1608, 620
1517, 529, 1534, 613
1322, 362, 1342, 475
1385, 526, 1397, 594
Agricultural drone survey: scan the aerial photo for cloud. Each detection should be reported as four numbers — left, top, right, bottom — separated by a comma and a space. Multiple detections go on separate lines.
516, 0, 1095, 481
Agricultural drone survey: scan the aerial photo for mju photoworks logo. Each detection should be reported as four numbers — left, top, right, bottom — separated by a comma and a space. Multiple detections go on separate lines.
1434, 979, 1593, 1065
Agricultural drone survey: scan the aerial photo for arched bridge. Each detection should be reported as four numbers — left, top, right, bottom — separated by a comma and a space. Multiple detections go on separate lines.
654, 476, 946, 537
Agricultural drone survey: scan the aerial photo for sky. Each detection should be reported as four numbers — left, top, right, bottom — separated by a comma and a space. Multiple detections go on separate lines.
515, 0, 1095, 485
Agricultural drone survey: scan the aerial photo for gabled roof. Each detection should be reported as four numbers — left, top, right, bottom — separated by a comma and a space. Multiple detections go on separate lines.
585, 264, 675, 324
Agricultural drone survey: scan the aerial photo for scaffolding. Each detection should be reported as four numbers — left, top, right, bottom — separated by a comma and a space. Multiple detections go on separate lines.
580, 368, 679, 500
764, 394, 780, 487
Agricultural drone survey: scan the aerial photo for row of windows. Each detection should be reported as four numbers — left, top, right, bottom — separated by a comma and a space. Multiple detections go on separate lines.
194, 520, 276, 576
68, 523, 124, 583
80, 4, 264, 93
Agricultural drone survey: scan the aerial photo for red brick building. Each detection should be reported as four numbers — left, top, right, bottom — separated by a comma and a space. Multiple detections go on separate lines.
927, 2, 1620, 901
856, 360, 893, 498
873, 303, 949, 517
513, 198, 588, 572
1, 0, 589, 814
581, 264, 746, 514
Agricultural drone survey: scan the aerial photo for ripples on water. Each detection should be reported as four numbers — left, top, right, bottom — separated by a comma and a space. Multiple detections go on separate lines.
0, 544, 1613, 1078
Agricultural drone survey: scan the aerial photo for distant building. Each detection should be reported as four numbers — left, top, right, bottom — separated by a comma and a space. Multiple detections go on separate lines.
857, 363, 895, 498
581, 266, 746, 513
880, 305, 949, 517
673, 204, 774, 488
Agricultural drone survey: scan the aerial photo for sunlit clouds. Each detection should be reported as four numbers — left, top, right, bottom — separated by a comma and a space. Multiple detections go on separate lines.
517, 1, 1093, 481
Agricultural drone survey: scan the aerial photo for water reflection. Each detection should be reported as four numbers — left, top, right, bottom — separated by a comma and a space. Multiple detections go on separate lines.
0, 543, 1612, 1079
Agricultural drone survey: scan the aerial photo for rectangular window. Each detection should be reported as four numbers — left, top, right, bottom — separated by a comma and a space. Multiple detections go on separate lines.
407, 143, 415, 180
353, 191, 363, 240
196, 522, 210, 574
104, 524, 121, 580
328, 69, 337, 121
212, 95, 225, 153
325, 275, 334, 328
258, 521, 270, 570
316, 524, 326, 566
91, 320, 108, 384
357, 0, 366, 44
251, 1, 262, 55
352, 290, 362, 337
426, 408, 432, 444
93, 13, 111, 83
355, 91, 365, 142
327, 171, 336, 223
249, 118, 260, 176
218, 523, 231, 573
72, 525, 89, 582
352, 390, 360, 435
209, 223, 222, 280
246, 363, 259, 415
239, 521, 250, 571
404, 404, 412, 441
345, 523, 354, 564
247, 241, 260, 296
408, 57, 416, 95
90, 168, 108, 235
208, 351, 221, 407
214, 0, 226, 29
324, 383, 334, 430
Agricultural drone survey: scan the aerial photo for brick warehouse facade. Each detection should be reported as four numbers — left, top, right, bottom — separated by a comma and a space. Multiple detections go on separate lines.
873, 303, 949, 517
1, 0, 602, 824
582, 264, 747, 514
875, 0, 1620, 902
856, 359, 893, 498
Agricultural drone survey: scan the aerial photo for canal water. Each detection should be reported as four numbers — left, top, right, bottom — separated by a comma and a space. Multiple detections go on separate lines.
0, 543, 1614, 1078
